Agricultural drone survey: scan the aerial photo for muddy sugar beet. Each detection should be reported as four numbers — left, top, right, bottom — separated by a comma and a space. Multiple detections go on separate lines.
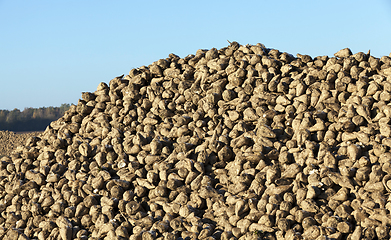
1, 42, 391, 240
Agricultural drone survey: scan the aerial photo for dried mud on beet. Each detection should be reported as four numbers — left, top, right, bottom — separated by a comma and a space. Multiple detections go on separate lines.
1, 42, 391, 240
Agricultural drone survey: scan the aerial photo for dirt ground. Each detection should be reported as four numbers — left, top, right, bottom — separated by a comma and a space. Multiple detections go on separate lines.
0, 130, 42, 158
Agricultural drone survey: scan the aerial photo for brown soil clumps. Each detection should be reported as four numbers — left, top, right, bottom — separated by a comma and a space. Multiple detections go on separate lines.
0, 131, 42, 158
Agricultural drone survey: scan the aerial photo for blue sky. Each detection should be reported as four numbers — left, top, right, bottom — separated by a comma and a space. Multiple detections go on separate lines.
1, 0, 391, 110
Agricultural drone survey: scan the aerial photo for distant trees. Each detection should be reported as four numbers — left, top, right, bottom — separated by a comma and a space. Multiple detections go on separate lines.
0, 104, 71, 132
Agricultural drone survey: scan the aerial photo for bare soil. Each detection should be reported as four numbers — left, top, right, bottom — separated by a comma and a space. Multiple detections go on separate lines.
0, 130, 42, 157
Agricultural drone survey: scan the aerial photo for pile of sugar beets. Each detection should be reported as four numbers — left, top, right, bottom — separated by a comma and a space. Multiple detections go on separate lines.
2, 42, 391, 240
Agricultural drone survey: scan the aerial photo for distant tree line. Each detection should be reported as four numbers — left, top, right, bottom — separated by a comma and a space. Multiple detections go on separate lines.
0, 104, 71, 132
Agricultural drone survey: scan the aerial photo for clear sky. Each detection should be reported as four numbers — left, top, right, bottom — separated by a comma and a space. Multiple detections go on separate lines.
1, 0, 391, 111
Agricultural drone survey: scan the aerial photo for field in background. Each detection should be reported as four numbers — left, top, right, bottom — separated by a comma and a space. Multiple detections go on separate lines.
0, 131, 42, 158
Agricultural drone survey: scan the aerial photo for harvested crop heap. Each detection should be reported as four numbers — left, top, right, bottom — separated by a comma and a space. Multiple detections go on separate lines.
1, 42, 391, 240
